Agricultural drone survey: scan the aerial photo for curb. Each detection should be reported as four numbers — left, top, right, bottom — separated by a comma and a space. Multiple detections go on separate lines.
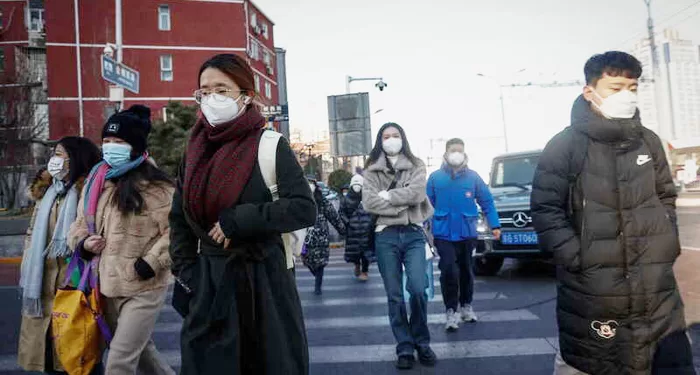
0, 257, 21, 265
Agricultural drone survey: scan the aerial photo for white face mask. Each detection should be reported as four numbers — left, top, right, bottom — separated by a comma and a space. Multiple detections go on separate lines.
47, 156, 68, 180
590, 89, 638, 119
382, 137, 403, 156
446, 152, 466, 167
309, 183, 316, 193
200, 94, 246, 126
351, 185, 362, 193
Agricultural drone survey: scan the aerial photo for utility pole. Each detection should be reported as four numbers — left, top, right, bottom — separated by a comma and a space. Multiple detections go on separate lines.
115, 0, 124, 111
644, 0, 659, 75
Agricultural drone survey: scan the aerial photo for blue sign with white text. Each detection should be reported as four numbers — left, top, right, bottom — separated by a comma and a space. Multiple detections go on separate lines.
101, 55, 140, 94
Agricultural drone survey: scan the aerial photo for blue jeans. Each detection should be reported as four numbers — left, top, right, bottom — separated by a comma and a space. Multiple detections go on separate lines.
375, 225, 430, 356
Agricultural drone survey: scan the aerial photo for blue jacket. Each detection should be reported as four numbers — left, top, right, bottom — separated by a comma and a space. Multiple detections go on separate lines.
427, 164, 500, 241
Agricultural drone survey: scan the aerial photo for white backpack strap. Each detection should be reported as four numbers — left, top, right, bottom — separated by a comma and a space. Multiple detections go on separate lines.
258, 130, 282, 200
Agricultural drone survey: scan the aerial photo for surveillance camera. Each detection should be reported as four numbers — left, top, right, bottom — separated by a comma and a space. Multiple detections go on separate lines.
103, 45, 114, 58
375, 80, 388, 91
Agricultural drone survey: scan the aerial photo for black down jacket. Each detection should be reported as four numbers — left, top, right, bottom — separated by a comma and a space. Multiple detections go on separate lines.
531, 95, 692, 375
340, 191, 375, 263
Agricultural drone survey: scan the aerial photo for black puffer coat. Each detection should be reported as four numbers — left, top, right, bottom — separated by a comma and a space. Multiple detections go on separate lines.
340, 191, 375, 263
531, 96, 692, 375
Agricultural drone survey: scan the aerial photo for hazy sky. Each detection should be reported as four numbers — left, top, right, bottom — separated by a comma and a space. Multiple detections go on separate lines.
256, 0, 700, 176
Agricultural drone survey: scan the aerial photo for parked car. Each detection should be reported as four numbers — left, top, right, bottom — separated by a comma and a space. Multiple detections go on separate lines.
473, 150, 547, 276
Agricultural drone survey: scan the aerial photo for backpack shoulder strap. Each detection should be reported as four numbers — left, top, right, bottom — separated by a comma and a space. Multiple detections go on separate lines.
258, 130, 283, 201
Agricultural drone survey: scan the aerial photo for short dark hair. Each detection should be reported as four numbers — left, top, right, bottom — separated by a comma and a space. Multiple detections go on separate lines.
445, 138, 464, 151
584, 51, 643, 86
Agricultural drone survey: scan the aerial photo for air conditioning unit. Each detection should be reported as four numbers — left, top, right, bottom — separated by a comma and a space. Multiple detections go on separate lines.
266, 65, 274, 75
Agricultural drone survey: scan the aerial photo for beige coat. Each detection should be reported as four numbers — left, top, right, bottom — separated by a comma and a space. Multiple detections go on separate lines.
362, 153, 434, 227
17, 176, 83, 372
67, 181, 174, 298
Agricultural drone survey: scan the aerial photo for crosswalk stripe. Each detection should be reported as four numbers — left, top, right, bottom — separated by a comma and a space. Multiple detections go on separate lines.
151, 308, 535, 334
0, 337, 558, 371
308, 337, 558, 364
300, 292, 506, 307
295, 270, 443, 281
304, 309, 538, 328
160, 292, 506, 315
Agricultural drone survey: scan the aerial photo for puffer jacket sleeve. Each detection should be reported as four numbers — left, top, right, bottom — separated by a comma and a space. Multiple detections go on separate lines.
531, 129, 581, 271
141, 185, 175, 274
644, 129, 678, 227
474, 172, 500, 229
323, 197, 346, 235
218, 136, 316, 239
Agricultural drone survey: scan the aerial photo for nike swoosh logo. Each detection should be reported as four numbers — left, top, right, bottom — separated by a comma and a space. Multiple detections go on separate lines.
637, 156, 652, 166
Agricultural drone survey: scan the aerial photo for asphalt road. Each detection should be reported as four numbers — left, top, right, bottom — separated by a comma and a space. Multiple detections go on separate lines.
0, 206, 697, 374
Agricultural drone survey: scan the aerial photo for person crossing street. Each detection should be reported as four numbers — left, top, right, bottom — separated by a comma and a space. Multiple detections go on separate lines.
427, 138, 501, 332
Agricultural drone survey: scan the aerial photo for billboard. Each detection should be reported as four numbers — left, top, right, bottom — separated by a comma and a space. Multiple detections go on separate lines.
327, 93, 372, 157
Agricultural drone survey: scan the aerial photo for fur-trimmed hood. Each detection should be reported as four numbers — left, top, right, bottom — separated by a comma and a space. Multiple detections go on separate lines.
27, 172, 86, 201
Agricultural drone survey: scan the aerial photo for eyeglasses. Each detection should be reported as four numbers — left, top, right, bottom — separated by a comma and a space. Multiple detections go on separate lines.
193, 88, 242, 104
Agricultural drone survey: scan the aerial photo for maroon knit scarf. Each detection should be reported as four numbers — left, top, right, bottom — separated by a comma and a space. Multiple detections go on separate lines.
183, 107, 265, 229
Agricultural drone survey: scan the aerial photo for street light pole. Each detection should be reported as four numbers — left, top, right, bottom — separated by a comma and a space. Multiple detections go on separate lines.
497, 85, 508, 153
346, 76, 385, 94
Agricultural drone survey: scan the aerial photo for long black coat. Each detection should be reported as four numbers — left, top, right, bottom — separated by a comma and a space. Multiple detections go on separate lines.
339, 191, 375, 263
531, 96, 692, 374
169, 134, 316, 375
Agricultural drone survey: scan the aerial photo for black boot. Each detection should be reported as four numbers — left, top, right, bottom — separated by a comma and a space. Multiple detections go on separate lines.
314, 267, 324, 295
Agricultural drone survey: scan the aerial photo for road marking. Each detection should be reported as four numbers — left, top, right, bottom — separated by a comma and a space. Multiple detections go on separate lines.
151, 308, 536, 333
160, 292, 505, 315
308, 337, 558, 364
300, 292, 506, 307
0, 337, 559, 371
295, 270, 443, 281
303, 309, 537, 328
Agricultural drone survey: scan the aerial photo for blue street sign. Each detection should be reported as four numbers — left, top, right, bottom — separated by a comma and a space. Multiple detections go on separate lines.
101, 55, 140, 94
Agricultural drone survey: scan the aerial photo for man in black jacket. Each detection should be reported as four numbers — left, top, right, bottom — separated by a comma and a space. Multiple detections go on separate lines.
531, 51, 695, 375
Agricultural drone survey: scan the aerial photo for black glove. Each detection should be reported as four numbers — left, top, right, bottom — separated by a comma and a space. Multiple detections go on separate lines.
134, 258, 156, 280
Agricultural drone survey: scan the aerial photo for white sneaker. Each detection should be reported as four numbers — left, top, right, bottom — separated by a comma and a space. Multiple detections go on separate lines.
460, 304, 478, 322
445, 309, 460, 332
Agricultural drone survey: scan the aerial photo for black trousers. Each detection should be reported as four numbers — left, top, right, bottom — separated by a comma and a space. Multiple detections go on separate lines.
435, 239, 476, 311
357, 255, 370, 273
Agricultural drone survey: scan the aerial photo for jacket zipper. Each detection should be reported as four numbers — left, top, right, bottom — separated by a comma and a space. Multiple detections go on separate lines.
615, 155, 632, 316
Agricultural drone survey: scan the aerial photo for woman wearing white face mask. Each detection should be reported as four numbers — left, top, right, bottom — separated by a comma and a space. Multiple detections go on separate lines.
362, 123, 436, 370
68, 105, 176, 375
169, 54, 316, 374
18, 137, 101, 374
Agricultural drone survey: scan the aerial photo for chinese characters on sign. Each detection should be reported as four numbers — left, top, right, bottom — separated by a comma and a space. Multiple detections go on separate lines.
101, 55, 140, 94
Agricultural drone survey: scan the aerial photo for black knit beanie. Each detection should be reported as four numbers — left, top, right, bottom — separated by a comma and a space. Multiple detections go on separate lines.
102, 105, 152, 154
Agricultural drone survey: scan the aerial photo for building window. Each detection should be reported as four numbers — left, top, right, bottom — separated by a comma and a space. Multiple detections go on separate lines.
265, 82, 272, 99
254, 75, 261, 93
249, 40, 259, 60
250, 13, 257, 28
160, 55, 173, 81
158, 5, 171, 31
262, 23, 269, 39
263, 51, 271, 66
28, 9, 44, 32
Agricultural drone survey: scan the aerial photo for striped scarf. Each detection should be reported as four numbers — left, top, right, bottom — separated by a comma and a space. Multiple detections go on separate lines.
84, 155, 147, 234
